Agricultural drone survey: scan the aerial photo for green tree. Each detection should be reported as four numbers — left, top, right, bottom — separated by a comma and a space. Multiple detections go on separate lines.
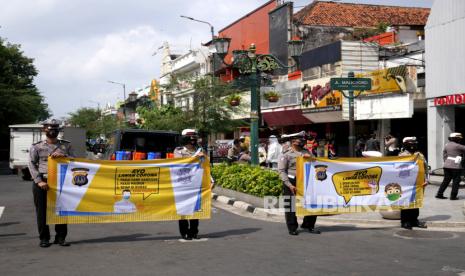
137, 105, 188, 132
68, 107, 119, 138
0, 37, 50, 153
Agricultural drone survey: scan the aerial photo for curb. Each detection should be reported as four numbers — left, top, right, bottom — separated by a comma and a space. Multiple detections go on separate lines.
211, 193, 465, 228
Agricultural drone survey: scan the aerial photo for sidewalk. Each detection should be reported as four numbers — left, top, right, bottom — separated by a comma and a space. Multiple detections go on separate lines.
213, 183, 465, 227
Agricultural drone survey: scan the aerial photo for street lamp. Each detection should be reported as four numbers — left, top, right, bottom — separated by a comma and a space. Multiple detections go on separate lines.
180, 15, 214, 41
213, 37, 304, 165
108, 80, 126, 121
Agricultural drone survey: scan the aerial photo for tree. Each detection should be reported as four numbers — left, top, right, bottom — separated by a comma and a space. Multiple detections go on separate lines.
137, 105, 189, 132
0, 37, 50, 156
68, 107, 118, 138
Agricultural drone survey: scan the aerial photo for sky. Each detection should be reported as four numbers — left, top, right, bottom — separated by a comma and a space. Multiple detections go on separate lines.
0, 0, 434, 118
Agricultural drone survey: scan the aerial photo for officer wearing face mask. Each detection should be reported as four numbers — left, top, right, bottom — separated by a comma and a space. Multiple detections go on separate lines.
174, 129, 204, 240
28, 119, 74, 248
398, 137, 428, 230
278, 131, 321, 235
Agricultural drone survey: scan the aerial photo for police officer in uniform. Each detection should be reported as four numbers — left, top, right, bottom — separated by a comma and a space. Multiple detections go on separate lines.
174, 129, 205, 240
398, 137, 428, 229
278, 131, 320, 235
436, 132, 465, 200
28, 119, 74, 247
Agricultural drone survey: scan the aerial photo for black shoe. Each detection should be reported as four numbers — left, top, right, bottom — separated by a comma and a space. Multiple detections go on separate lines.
189, 234, 200, 240
181, 234, 192, 240
53, 239, 70, 246
435, 195, 447, 199
308, 228, 321, 234
450, 197, 459, 200
401, 222, 413, 230
39, 240, 51, 248
414, 221, 428, 229
300, 224, 309, 229
288, 230, 299, 236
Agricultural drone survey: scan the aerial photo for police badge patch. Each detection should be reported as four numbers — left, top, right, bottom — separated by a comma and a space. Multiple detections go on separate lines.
71, 168, 90, 186
314, 165, 328, 181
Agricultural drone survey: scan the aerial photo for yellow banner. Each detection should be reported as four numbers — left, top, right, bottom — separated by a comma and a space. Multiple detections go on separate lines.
296, 155, 425, 216
47, 157, 211, 224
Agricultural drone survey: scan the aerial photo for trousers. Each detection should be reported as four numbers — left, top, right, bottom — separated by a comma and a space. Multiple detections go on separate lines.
32, 182, 67, 241
179, 219, 199, 237
282, 181, 317, 232
437, 168, 463, 198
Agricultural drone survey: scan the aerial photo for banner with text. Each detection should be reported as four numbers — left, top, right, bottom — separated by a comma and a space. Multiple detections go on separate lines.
47, 157, 211, 224
296, 155, 425, 216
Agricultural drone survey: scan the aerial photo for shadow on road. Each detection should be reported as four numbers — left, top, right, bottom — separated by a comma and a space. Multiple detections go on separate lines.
0, 233, 26, 238
317, 225, 395, 232
0, 222, 21, 227
422, 215, 452, 221
72, 228, 262, 244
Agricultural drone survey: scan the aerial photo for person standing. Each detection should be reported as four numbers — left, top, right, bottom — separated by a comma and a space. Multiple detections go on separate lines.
278, 131, 320, 235
227, 139, 241, 164
266, 135, 282, 169
174, 129, 205, 240
398, 137, 428, 229
28, 119, 73, 248
436, 133, 465, 200
365, 133, 380, 152
385, 133, 400, 156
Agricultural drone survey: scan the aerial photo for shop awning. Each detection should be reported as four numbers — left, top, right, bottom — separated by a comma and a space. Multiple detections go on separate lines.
262, 109, 312, 127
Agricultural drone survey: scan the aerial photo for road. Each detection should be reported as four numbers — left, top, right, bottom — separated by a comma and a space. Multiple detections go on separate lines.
1, 174, 464, 276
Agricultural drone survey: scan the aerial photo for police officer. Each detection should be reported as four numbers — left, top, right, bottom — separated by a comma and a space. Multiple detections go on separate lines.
278, 131, 320, 235
28, 119, 74, 247
174, 129, 205, 240
436, 132, 465, 200
398, 137, 428, 229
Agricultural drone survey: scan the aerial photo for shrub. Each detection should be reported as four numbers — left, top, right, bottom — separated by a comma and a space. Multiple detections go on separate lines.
211, 163, 282, 197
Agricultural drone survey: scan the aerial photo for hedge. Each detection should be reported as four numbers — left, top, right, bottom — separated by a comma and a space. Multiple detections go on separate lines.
211, 163, 282, 197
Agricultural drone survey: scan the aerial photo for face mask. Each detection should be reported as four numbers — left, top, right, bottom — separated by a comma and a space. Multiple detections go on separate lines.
387, 193, 401, 201
190, 140, 197, 146
46, 129, 59, 138
123, 194, 130, 200
406, 145, 417, 152
295, 139, 306, 147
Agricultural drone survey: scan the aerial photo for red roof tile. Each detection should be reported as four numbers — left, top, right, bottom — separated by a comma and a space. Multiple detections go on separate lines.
294, 1, 430, 27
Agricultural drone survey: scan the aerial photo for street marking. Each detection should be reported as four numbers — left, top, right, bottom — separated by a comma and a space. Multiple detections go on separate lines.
178, 238, 209, 243
0, 207, 4, 219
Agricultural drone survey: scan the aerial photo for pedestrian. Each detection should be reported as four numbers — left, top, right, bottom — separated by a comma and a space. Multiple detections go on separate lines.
278, 131, 320, 236
385, 133, 400, 156
365, 133, 380, 152
355, 135, 366, 157
227, 139, 241, 164
398, 137, 428, 229
174, 129, 206, 240
28, 119, 73, 248
266, 135, 282, 169
305, 131, 318, 156
436, 132, 465, 200
258, 142, 267, 166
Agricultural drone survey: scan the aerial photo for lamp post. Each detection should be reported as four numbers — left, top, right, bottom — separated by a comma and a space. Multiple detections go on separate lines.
108, 81, 126, 121
213, 38, 304, 165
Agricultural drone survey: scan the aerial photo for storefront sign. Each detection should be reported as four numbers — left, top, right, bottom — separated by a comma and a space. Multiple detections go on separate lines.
433, 93, 465, 106
355, 65, 412, 94
301, 82, 342, 112
330, 78, 372, 91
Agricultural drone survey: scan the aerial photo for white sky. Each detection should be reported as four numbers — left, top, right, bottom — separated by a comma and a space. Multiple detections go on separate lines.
0, 0, 433, 117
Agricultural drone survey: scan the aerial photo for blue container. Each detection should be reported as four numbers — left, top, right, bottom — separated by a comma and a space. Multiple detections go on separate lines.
147, 152, 156, 160
115, 151, 125, 160
154, 152, 162, 159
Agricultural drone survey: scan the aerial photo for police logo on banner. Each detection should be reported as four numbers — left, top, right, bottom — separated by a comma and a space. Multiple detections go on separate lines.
314, 165, 328, 181
71, 168, 90, 186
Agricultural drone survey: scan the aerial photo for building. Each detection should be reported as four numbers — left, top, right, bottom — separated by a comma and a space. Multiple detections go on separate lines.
425, 0, 465, 170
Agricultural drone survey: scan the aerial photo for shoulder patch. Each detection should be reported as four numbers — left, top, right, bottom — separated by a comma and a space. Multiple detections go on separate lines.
59, 139, 71, 143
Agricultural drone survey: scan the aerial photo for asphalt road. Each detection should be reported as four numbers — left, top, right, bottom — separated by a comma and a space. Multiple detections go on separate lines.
1, 174, 465, 276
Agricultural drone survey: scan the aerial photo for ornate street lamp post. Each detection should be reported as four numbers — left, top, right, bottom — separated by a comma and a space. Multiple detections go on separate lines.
213, 38, 304, 165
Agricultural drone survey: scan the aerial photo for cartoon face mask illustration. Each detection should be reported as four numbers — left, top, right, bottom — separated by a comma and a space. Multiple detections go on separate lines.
384, 183, 402, 201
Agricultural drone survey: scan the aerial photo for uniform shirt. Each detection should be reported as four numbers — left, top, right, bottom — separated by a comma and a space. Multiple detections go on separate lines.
174, 146, 197, 158
442, 141, 465, 169
28, 140, 74, 184
278, 147, 310, 188
227, 146, 241, 161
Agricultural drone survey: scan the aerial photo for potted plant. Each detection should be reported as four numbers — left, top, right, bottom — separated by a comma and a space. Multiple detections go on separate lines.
227, 94, 241, 106
263, 91, 281, 102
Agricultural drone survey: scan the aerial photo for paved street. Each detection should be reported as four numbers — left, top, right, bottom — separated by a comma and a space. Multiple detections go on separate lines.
1, 175, 465, 276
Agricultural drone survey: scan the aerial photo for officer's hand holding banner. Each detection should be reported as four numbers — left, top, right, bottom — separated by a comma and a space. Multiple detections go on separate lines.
46, 157, 211, 224
296, 155, 425, 216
